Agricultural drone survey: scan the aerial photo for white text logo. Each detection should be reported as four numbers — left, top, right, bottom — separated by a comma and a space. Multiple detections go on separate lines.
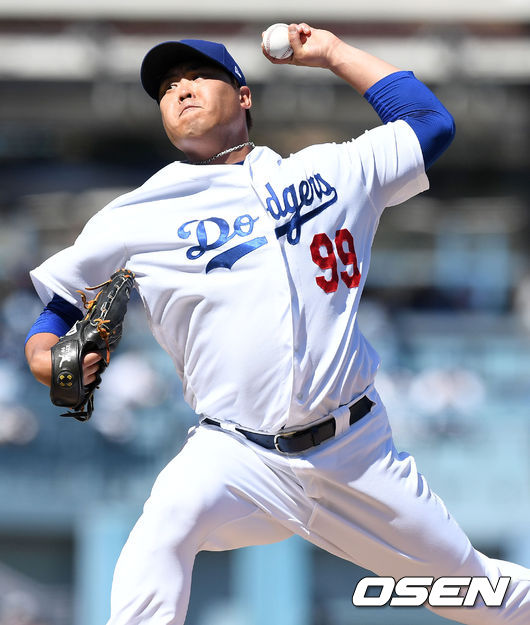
352, 576, 510, 607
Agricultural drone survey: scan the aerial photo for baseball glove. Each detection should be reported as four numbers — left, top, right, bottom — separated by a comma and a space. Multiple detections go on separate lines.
50, 268, 136, 421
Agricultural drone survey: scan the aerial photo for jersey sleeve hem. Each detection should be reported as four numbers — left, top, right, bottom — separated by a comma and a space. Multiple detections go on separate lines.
29, 266, 83, 309
386, 120, 430, 207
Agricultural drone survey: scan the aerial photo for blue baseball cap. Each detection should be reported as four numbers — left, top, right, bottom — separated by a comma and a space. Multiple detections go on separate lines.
140, 39, 246, 101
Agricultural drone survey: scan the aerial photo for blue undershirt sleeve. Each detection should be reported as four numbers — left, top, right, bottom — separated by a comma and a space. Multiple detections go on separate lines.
364, 70, 455, 170
25, 293, 83, 345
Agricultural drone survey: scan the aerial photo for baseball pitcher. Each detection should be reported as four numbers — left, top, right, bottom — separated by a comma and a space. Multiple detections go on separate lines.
25, 23, 530, 625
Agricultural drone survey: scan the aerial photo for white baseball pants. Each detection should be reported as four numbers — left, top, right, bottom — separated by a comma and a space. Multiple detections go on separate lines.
107, 395, 530, 625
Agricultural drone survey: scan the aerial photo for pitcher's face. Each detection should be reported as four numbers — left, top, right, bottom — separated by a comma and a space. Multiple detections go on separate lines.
158, 63, 251, 151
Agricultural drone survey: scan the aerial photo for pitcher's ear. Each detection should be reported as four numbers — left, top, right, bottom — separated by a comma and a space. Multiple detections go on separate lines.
239, 86, 252, 110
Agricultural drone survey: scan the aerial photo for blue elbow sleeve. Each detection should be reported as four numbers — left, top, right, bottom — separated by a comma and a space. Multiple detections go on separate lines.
364, 71, 455, 170
25, 293, 83, 345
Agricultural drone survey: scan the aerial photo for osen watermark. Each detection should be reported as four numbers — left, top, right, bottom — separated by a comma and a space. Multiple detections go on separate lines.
352, 576, 511, 607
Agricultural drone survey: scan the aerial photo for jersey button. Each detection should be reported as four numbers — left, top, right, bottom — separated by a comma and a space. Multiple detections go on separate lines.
296, 392, 303, 400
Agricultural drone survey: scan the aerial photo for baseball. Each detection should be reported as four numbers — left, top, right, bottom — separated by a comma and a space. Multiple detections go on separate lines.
262, 23, 293, 60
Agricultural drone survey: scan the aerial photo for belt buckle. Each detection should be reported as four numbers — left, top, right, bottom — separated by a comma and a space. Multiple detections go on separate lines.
273, 430, 298, 453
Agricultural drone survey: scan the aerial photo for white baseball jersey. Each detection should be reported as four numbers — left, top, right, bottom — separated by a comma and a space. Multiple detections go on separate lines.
30, 120, 428, 433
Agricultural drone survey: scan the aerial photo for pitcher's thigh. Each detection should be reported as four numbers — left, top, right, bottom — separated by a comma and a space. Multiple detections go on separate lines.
301, 432, 530, 624
108, 427, 291, 624
305, 445, 476, 577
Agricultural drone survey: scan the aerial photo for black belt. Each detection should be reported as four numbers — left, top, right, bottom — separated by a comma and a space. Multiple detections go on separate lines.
202, 395, 374, 454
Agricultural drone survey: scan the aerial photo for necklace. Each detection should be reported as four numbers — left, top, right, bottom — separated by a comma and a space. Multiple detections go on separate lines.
192, 141, 255, 165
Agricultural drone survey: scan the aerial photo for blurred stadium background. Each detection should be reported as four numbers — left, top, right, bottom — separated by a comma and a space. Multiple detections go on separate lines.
1, 1, 530, 624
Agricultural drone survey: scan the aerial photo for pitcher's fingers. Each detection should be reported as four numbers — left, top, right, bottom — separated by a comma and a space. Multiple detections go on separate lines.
296, 23, 311, 36
83, 352, 102, 366
83, 352, 102, 385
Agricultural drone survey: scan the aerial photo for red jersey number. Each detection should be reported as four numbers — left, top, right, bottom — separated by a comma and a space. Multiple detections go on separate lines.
310, 228, 360, 294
